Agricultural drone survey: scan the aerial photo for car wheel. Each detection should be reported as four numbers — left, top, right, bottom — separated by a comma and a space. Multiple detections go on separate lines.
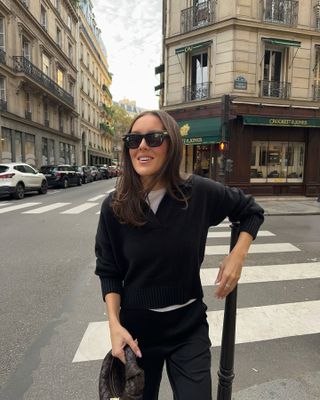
77, 178, 82, 186
84, 176, 88, 184
63, 178, 69, 189
38, 180, 48, 194
14, 183, 25, 199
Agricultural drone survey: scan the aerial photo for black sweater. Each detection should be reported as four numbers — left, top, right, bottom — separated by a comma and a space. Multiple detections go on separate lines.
95, 175, 264, 309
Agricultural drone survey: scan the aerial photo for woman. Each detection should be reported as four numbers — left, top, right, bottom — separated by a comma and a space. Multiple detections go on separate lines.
95, 110, 264, 400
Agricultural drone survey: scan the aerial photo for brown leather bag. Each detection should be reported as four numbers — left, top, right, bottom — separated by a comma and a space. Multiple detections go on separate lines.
99, 346, 144, 400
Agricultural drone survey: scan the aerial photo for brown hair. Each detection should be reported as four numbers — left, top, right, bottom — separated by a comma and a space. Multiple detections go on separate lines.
111, 110, 188, 226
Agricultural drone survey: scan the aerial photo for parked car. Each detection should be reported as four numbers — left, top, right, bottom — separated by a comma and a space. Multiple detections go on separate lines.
73, 165, 93, 184
89, 166, 101, 181
0, 162, 48, 199
97, 166, 110, 179
108, 165, 118, 178
39, 165, 82, 188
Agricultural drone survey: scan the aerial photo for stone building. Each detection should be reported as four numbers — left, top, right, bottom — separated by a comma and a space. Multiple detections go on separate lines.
0, 0, 79, 168
159, 0, 320, 196
78, 0, 113, 166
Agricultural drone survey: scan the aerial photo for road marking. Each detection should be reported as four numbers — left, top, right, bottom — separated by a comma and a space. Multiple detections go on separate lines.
88, 194, 105, 202
106, 188, 115, 194
72, 300, 320, 362
200, 262, 320, 286
207, 230, 275, 238
210, 223, 231, 229
96, 211, 101, 215
60, 202, 99, 214
47, 190, 61, 195
0, 202, 41, 214
22, 202, 71, 214
0, 202, 9, 207
205, 242, 300, 255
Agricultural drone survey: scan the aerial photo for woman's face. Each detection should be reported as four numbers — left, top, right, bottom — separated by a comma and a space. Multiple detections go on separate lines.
129, 114, 169, 188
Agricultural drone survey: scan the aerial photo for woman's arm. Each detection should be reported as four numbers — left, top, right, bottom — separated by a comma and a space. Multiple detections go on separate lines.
106, 293, 142, 364
214, 231, 253, 299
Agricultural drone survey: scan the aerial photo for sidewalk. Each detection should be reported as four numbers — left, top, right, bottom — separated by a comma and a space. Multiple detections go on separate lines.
232, 371, 320, 400
254, 196, 320, 216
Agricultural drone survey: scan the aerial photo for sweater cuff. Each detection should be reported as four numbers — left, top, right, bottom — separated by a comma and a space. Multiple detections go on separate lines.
240, 215, 263, 240
100, 278, 122, 301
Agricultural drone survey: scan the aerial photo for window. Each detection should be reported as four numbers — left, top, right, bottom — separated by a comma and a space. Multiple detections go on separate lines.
15, 131, 23, 162
55, 0, 61, 14
262, 47, 289, 98
70, 145, 75, 165
0, 76, 6, 102
68, 42, 73, 62
56, 27, 62, 47
69, 80, 74, 96
264, 0, 298, 26
25, 92, 31, 119
70, 116, 74, 134
59, 141, 65, 163
250, 141, 305, 183
25, 134, 35, 166
186, 50, 209, 101
67, 14, 72, 30
58, 108, 63, 130
42, 137, 48, 164
1, 128, 12, 162
22, 38, 31, 60
80, 43, 83, 60
87, 78, 90, 96
44, 102, 49, 125
0, 17, 5, 51
40, 5, 47, 30
42, 53, 50, 76
57, 68, 63, 87
87, 52, 90, 68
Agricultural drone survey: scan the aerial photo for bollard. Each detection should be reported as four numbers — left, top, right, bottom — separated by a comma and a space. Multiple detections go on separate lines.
217, 222, 240, 400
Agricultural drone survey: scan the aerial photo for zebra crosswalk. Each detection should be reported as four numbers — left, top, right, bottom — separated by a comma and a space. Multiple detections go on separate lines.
72, 224, 320, 363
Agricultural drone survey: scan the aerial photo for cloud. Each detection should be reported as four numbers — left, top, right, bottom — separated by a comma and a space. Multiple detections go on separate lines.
93, 0, 162, 109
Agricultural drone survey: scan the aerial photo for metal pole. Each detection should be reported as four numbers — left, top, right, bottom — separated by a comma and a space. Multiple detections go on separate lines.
217, 222, 240, 400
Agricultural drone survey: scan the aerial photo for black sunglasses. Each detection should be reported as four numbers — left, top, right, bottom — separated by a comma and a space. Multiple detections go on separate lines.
122, 131, 169, 149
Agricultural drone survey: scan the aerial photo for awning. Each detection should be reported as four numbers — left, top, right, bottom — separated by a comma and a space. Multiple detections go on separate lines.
242, 115, 320, 128
262, 38, 301, 47
178, 117, 222, 145
175, 40, 212, 55
155, 64, 164, 74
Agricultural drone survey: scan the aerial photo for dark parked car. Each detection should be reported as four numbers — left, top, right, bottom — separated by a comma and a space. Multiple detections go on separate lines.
98, 166, 110, 179
39, 165, 82, 188
73, 165, 93, 184
89, 166, 101, 181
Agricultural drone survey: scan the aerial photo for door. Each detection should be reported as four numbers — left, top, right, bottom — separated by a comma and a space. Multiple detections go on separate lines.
263, 49, 283, 97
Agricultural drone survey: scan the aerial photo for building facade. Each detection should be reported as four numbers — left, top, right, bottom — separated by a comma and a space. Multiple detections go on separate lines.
79, 0, 113, 166
0, 0, 79, 168
159, 0, 320, 196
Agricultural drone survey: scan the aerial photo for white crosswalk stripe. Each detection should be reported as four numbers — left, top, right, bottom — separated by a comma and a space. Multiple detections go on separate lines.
88, 194, 105, 202
0, 202, 10, 207
60, 203, 99, 214
205, 242, 300, 255
207, 230, 275, 238
73, 300, 320, 362
22, 202, 71, 214
0, 202, 41, 214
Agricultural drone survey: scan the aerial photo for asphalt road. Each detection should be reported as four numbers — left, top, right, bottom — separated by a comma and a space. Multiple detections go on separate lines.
0, 180, 319, 400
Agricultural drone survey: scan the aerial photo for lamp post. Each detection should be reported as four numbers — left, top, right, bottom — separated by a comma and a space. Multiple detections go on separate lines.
217, 222, 240, 400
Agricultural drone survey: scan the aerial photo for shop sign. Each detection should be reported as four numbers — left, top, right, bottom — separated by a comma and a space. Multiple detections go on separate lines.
234, 76, 247, 90
183, 137, 203, 145
243, 115, 320, 128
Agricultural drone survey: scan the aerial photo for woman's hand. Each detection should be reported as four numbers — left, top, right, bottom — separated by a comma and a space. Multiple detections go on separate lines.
109, 320, 142, 364
214, 252, 243, 299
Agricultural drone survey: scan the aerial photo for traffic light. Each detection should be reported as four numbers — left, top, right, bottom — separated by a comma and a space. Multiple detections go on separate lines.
218, 141, 228, 153
225, 159, 234, 173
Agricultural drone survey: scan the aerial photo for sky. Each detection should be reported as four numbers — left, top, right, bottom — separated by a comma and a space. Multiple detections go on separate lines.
92, 0, 162, 110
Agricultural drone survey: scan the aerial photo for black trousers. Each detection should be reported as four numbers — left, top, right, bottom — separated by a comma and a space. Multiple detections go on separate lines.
120, 299, 212, 400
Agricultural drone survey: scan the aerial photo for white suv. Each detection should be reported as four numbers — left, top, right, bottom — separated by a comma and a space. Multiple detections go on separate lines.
0, 163, 48, 199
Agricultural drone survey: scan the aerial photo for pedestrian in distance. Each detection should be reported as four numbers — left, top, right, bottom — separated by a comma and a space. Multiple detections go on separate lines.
95, 110, 264, 400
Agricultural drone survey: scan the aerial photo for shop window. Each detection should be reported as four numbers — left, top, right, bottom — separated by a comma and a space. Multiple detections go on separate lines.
250, 141, 305, 183
42, 137, 48, 164
49, 139, 55, 163
15, 131, 23, 162
70, 145, 75, 165
59, 141, 65, 163
25, 133, 35, 166
1, 128, 12, 162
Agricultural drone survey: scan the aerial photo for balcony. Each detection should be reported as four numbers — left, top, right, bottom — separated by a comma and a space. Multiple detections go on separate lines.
183, 82, 211, 102
315, 2, 320, 31
0, 48, 6, 65
263, 0, 298, 26
13, 56, 74, 108
0, 99, 7, 111
181, 0, 215, 34
260, 80, 291, 98
44, 119, 50, 127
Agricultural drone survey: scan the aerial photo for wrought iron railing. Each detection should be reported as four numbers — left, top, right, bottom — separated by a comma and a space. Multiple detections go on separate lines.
13, 56, 74, 107
0, 99, 7, 111
0, 48, 6, 65
313, 85, 320, 100
25, 111, 32, 120
44, 119, 50, 127
183, 82, 211, 102
181, 0, 215, 33
263, 0, 298, 26
314, 2, 320, 30
260, 80, 291, 98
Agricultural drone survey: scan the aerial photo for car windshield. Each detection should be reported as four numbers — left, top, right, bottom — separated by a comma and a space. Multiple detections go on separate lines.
0, 166, 9, 173
40, 166, 53, 173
